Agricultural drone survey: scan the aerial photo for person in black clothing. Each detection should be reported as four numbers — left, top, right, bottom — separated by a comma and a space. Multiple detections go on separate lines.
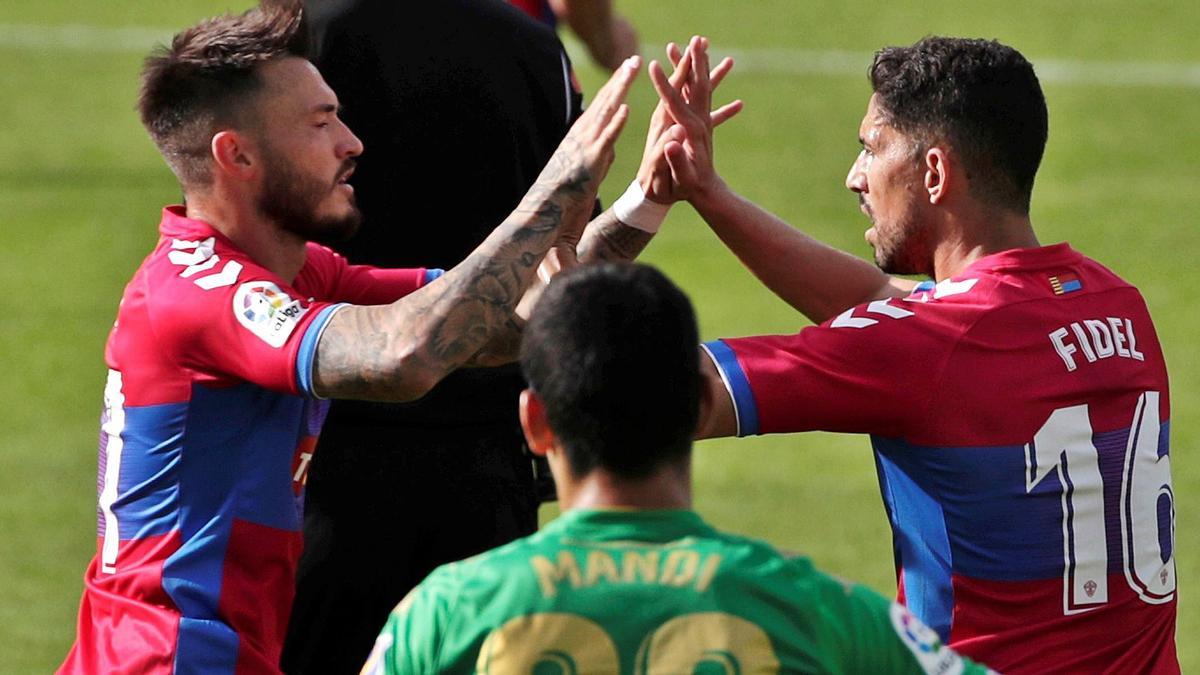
282, 1, 588, 672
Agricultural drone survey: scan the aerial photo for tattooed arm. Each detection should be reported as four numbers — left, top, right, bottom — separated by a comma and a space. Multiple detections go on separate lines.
311, 58, 640, 401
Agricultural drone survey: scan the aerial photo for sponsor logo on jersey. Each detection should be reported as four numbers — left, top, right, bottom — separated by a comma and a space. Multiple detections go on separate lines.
1049, 273, 1082, 295
233, 281, 308, 348
889, 604, 966, 675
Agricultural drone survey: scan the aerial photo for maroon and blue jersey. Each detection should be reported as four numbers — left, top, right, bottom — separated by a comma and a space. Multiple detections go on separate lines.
704, 244, 1177, 673
61, 207, 434, 674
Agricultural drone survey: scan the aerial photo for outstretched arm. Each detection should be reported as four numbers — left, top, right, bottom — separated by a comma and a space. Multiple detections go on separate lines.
687, 186, 915, 324
649, 38, 914, 325
312, 59, 641, 400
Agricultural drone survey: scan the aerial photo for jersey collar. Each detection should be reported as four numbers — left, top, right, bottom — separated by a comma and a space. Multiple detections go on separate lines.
960, 242, 1081, 276
547, 509, 716, 544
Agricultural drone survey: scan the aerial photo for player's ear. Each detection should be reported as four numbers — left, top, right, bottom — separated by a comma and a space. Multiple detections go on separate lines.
519, 389, 554, 456
211, 129, 258, 182
924, 146, 951, 205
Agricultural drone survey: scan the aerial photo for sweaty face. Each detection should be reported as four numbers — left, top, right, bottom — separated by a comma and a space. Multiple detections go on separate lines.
251, 57, 364, 245
845, 94, 932, 276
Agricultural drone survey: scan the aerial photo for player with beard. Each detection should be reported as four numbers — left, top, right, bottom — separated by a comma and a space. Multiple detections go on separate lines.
651, 36, 1177, 672
59, 2, 648, 673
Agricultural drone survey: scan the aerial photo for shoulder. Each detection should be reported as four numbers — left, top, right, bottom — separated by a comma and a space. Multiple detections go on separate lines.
139, 235, 251, 321
143, 235, 310, 350
424, 532, 545, 598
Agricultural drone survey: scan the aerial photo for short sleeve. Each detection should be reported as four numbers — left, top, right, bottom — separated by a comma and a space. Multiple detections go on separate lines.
146, 257, 343, 398
705, 298, 961, 438
299, 242, 432, 305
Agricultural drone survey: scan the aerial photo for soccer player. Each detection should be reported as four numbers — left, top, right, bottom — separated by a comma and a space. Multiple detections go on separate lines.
362, 262, 991, 675
651, 36, 1178, 672
58, 2, 644, 672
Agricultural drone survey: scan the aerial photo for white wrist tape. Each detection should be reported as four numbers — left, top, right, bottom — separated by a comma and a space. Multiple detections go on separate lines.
611, 180, 670, 233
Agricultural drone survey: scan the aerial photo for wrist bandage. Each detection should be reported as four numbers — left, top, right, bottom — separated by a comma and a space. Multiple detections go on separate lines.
612, 179, 670, 233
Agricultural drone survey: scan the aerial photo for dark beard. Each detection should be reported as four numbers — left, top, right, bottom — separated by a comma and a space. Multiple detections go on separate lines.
873, 217, 933, 276
258, 155, 361, 246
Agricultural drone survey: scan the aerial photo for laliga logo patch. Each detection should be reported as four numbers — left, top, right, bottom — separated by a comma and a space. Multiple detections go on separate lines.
233, 281, 308, 348
889, 604, 966, 675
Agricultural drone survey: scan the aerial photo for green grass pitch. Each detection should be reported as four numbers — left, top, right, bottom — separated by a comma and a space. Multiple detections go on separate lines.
1, 1, 1196, 671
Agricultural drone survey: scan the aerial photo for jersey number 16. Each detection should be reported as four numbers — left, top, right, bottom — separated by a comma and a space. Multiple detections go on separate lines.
1026, 391, 1174, 615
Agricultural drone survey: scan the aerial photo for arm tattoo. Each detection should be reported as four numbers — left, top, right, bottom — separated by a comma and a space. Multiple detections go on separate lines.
577, 209, 656, 263
313, 159, 595, 401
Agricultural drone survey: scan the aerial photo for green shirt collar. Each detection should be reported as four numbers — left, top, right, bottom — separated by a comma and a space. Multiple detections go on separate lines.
544, 508, 717, 544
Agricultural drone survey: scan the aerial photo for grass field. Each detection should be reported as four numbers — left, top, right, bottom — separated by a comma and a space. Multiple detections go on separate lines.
1, 1, 1197, 671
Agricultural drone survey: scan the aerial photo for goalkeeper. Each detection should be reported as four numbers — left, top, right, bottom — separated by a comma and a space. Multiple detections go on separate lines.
362, 262, 992, 675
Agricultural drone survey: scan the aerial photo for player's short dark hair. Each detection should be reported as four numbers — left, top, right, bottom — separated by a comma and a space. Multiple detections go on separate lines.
520, 263, 701, 480
138, 1, 310, 188
869, 36, 1048, 214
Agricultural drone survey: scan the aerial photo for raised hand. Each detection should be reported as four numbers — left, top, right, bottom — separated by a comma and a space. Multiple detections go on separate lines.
645, 37, 741, 203
541, 55, 641, 251
638, 37, 742, 204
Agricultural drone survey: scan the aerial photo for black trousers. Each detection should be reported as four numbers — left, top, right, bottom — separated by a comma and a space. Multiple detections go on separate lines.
281, 416, 541, 674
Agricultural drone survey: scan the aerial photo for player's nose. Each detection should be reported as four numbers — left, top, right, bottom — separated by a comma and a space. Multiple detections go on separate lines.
845, 151, 867, 193
337, 120, 364, 159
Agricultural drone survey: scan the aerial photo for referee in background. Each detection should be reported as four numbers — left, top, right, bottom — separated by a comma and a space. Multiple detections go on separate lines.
284, 1, 588, 672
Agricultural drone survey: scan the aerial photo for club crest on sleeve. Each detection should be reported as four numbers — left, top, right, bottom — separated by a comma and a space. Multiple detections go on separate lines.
233, 281, 308, 348
889, 604, 966, 675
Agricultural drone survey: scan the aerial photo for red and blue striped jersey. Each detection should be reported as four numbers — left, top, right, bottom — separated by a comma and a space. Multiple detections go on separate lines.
704, 243, 1177, 673
60, 207, 433, 674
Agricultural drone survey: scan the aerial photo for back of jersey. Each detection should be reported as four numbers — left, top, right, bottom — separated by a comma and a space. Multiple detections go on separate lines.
367, 510, 987, 674
878, 245, 1176, 672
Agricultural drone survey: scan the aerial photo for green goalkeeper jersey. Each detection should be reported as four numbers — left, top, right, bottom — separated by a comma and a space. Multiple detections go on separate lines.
363, 509, 991, 674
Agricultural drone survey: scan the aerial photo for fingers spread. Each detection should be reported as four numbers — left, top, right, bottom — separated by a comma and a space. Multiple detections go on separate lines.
667, 42, 683, 68
649, 60, 696, 131
711, 100, 744, 128
710, 57, 735, 90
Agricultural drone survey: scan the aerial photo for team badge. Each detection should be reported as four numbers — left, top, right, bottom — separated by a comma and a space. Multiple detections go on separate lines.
233, 281, 308, 348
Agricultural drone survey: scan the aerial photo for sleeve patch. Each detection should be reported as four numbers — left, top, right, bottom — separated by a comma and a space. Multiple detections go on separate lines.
233, 281, 308, 348
888, 604, 965, 675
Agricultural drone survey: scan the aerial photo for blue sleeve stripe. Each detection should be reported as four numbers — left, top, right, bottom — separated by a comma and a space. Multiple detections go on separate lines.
701, 340, 760, 436
424, 268, 445, 285
296, 304, 347, 398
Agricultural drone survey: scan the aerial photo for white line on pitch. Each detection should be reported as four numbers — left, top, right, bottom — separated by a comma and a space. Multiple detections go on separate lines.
3, 22, 1198, 89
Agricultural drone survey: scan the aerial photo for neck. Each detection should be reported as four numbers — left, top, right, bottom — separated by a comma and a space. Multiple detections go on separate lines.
557, 462, 692, 512
185, 190, 308, 283
930, 204, 1040, 281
